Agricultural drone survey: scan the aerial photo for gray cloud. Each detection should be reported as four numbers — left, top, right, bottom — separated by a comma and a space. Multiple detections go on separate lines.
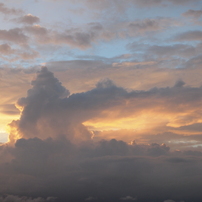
1, 135, 202, 202
0, 28, 27, 44
0, 195, 56, 202
128, 19, 162, 34
163, 200, 176, 202
0, 43, 39, 61
18, 14, 40, 25
133, 0, 201, 6
120, 196, 136, 201
146, 44, 197, 58
22, 23, 114, 49
0, 3, 22, 15
24, 25, 48, 36
64, 0, 201, 10
0, 43, 14, 55
85, 196, 97, 201
80, 0, 202, 10
174, 30, 202, 41
182, 9, 202, 19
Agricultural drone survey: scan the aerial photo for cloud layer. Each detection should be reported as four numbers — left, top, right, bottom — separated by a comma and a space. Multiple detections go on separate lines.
0, 68, 202, 202
0, 1, 202, 201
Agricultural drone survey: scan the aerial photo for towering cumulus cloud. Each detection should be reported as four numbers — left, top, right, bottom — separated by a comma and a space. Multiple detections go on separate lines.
9, 67, 91, 143
1, 68, 202, 202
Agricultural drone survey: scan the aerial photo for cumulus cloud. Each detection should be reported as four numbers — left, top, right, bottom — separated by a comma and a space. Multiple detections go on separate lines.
9, 67, 91, 143
18, 14, 40, 25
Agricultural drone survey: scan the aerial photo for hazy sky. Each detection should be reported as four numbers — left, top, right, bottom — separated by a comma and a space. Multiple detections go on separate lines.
0, 0, 202, 202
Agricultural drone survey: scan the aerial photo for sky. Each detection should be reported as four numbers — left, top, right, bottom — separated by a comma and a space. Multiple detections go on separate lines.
0, 0, 202, 202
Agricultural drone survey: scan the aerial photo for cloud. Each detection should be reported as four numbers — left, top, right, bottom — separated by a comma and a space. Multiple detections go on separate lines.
22, 22, 114, 49
0, 43, 14, 55
0, 28, 27, 45
0, 43, 39, 61
163, 200, 176, 202
0, 3, 22, 15
9, 67, 92, 143
24, 25, 48, 36
128, 19, 163, 34
120, 196, 136, 201
133, 0, 201, 6
18, 14, 40, 24
58, 0, 201, 10
0, 195, 56, 202
85, 196, 97, 201
146, 44, 197, 58
2, 135, 202, 202
174, 30, 202, 41
182, 9, 202, 19
0, 68, 202, 202
2, 65, 202, 145
6, 67, 202, 144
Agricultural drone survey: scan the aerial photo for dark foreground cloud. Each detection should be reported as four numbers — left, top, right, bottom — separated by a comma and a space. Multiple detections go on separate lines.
0, 195, 56, 202
2, 136, 202, 202
1, 68, 202, 202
